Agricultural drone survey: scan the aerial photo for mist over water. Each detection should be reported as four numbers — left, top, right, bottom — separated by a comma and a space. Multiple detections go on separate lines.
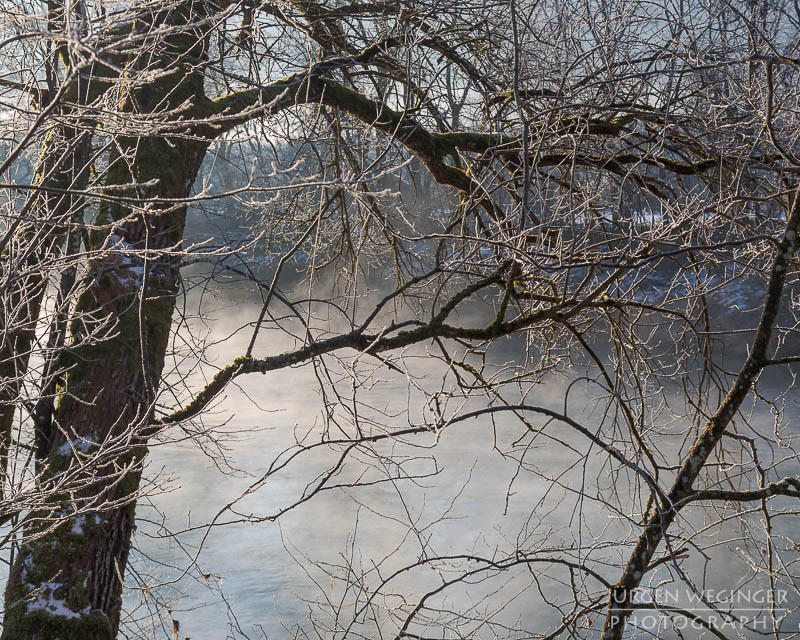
128, 279, 800, 640
0, 260, 793, 638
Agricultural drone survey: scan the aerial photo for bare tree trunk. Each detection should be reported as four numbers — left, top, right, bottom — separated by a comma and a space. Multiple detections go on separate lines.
0, 18, 213, 623
1, 128, 207, 637
0, 122, 92, 494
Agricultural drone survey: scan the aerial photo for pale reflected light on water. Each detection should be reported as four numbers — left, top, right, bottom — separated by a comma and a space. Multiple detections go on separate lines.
123, 291, 800, 639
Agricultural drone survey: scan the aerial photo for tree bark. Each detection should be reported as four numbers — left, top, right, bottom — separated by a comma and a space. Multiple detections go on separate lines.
1, 133, 207, 640
0, 120, 92, 495
1, 7, 211, 631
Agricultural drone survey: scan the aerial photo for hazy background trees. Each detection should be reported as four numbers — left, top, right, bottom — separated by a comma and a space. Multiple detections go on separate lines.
0, 0, 799, 638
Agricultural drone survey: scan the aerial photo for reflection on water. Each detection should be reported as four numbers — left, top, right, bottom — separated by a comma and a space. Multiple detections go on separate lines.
128, 289, 799, 640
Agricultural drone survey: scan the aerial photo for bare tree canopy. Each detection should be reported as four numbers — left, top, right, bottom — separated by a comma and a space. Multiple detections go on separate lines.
0, 0, 799, 638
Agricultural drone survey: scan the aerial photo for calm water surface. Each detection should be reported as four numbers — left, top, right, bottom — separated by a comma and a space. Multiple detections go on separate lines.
127, 291, 800, 640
